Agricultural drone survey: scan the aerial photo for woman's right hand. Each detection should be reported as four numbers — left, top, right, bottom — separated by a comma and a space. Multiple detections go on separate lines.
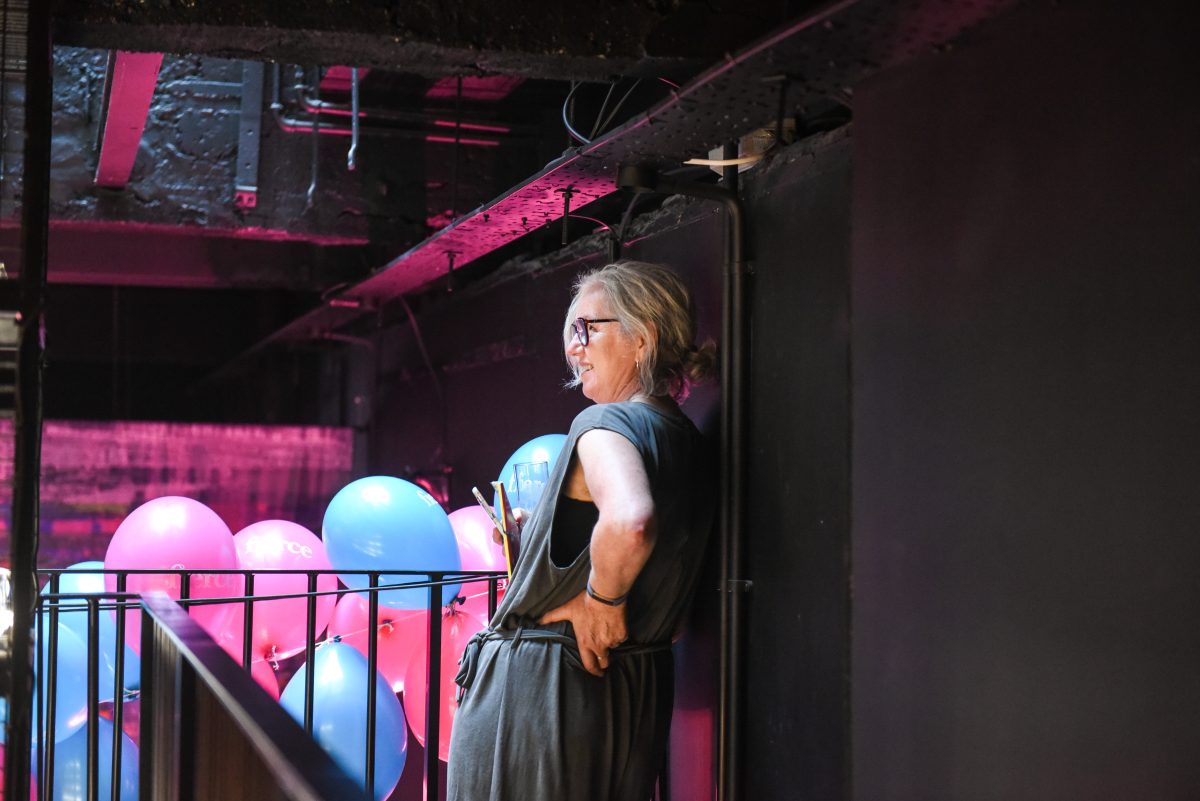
491, 507, 529, 545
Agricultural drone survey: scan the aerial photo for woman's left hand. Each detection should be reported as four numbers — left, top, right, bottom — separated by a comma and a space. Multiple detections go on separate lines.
539, 590, 627, 677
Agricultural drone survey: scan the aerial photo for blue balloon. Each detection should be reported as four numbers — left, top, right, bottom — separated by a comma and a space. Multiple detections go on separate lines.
323, 476, 462, 609
37, 717, 139, 801
33, 621, 112, 743
280, 642, 407, 801
41, 562, 142, 693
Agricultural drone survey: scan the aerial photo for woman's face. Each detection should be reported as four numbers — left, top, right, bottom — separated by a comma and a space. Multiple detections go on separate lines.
566, 286, 645, 404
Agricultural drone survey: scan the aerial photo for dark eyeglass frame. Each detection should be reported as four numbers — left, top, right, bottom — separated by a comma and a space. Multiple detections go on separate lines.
572, 317, 618, 347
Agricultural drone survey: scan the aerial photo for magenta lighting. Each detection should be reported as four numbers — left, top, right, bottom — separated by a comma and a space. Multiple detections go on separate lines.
424, 134, 500, 147
431, 119, 512, 134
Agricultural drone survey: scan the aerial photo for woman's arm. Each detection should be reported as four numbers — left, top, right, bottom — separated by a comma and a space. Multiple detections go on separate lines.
539, 428, 656, 676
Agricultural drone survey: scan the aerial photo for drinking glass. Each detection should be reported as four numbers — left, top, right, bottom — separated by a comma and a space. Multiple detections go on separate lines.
513, 461, 550, 511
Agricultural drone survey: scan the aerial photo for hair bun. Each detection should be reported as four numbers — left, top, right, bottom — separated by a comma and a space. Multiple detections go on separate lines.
683, 339, 719, 386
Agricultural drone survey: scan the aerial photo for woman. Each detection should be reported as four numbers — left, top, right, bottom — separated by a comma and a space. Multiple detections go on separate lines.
448, 260, 717, 801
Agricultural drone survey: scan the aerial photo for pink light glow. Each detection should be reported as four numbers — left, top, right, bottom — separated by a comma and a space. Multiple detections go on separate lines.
432, 119, 511, 134
425, 134, 500, 147
425, 76, 525, 101
321, 66, 370, 93
0, 420, 354, 568
34, 218, 370, 247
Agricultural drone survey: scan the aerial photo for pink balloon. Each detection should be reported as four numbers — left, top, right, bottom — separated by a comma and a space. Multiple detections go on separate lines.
104, 497, 241, 653
232, 520, 338, 659
326, 592, 427, 693
214, 625, 282, 700
401, 608, 486, 762
447, 506, 507, 621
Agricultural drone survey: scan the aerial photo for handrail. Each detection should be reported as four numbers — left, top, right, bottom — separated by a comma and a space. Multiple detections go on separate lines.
139, 591, 369, 801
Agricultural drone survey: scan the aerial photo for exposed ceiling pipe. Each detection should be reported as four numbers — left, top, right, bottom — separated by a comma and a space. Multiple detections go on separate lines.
271, 107, 502, 146
269, 64, 500, 151
268, 75, 504, 147
297, 91, 522, 135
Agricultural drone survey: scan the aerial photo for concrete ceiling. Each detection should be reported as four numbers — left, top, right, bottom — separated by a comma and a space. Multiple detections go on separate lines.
8, 0, 1019, 422
51, 0, 816, 80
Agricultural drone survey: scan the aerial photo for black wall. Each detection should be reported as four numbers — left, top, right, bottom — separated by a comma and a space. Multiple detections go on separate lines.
357, 2, 1200, 797
851, 1, 1200, 798
743, 133, 853, 800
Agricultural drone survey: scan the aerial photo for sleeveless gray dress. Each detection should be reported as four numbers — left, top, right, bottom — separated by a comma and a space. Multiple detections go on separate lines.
447, 399, 715, 801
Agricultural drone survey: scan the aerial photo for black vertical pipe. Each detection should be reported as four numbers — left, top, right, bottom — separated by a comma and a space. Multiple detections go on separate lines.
719, 140, 748, 801
616, 157, 748, 801
424, 576, 443, 801
5, 2, 50, 800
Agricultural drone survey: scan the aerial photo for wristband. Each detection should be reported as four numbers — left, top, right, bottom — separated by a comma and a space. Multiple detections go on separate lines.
586, 580, 628, 607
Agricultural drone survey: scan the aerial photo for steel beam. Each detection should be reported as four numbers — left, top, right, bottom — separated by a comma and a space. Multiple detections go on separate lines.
94, 50, 163, 189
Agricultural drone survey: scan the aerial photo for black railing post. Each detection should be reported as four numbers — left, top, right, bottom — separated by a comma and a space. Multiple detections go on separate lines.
112, 574, 128, 801
86, 598, 100, 801
365, 573, 380, 800
242, 572, 255, 671
44, 579, 60, 801
303, 573, 318, 734
424, 574, 443, 801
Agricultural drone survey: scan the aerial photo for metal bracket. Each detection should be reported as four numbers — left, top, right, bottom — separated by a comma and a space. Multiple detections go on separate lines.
235, 61, 264, 208
555, 186, 576, 244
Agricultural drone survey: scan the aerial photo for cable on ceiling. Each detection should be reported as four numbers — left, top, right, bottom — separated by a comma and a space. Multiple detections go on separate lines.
561, 81, 591, 144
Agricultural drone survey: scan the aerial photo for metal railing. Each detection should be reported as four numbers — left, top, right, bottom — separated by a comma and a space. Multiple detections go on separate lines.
30, 567, 505, 801
138, 592, 369, 801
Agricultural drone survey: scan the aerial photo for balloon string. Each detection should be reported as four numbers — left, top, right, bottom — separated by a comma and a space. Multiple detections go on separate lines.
241, 617, 409, 667
240, 595, 496, 668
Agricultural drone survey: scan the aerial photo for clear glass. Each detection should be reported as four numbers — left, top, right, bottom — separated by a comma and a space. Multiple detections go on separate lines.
513, 461, 550, 510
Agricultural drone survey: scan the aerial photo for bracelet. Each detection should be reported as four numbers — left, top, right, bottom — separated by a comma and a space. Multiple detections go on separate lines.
586, 580, 628, 607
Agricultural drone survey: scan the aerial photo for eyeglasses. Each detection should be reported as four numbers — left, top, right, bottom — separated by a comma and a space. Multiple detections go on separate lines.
571, 317, 618, 347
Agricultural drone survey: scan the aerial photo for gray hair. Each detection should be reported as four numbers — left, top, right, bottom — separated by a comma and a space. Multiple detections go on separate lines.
563, 260, 716, 401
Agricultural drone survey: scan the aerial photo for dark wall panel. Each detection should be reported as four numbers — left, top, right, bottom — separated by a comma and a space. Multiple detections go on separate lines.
851, 1, 1200, 798
743, 133, 853, 801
